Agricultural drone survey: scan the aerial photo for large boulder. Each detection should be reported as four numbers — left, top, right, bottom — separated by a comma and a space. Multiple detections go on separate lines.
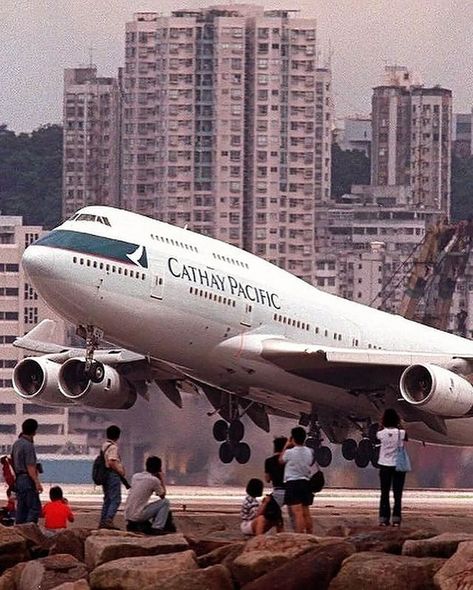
176, 514, 240, 538
185, 531, 243, 556
242, 541, 355, 590
89, 550, 197, 590
329, 551, 445, 590
14, 523, 53, 557
197, 541, 245, 569
49, 582, 90, 590
230, 533, 337, 587
0, 562, 26, 590
434, 540, 473, 589
85, 532, 189, 568
403, 532, 473, 558
17, 554, 88, 590
142, 564, 233, 590
345, 527, 435, 554
49, 528, 93, 562
0, 526, 29, 571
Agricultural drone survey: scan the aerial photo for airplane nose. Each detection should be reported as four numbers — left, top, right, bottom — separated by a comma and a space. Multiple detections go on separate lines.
22, 245, 54, 280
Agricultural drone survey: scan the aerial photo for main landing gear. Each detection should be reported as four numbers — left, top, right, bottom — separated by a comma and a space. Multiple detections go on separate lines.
79, 325, 105, 383
212, 399, 251, 464
341, 423, 379, 468
304, 413, 333, 467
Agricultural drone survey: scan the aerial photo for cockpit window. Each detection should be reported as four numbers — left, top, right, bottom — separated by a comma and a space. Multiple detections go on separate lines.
35, 230, 148, 268
71, 213, 111, 226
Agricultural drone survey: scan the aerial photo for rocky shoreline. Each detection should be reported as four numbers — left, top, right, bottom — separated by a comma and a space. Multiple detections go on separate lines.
1, 513, 473, 590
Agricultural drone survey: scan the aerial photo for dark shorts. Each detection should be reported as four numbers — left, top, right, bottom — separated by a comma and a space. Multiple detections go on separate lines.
284, 479, 313, 506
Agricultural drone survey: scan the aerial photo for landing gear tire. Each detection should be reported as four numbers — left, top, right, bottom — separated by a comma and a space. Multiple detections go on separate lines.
370, 445, 380, 468
213, 420, 229, 442
89, 361, 105, 384
354, 438, 372, 468
229, 420, 245, 443
315, 446, 332, 467
305, 437, 319, 450
234, 442, 251, 464
341, 438, 357, 461
219, 441, 234, 464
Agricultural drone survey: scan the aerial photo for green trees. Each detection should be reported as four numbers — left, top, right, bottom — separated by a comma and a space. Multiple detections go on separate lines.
331, 143, 371, 198
0, 124, 62, 229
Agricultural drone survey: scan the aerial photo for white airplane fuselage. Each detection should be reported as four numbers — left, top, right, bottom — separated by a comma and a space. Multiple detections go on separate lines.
22, 206, 473, 446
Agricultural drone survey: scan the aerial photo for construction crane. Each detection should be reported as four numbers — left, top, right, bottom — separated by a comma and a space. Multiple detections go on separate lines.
399, 219, 473, 331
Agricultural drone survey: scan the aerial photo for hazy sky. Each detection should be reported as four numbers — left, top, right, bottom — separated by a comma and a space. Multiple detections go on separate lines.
1, 0, 472, 133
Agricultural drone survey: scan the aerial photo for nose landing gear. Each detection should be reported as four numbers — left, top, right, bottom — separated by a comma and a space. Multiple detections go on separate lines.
78, 325, 105, 383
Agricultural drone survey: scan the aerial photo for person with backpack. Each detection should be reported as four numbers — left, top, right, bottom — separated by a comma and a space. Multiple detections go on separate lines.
124, 455, 175, 535
11, 419, 42, 524
99, 425, 126, 530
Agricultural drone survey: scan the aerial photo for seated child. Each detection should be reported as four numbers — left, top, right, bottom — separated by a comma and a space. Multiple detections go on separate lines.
42, 486, 74, 535
240, 478, 281, 536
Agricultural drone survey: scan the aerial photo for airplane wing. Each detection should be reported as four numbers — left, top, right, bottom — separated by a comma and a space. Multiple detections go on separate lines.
258, 338, 472, 390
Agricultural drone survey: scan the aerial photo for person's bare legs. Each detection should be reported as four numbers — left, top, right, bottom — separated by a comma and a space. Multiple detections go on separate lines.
252, 515, 267, 535
291, 504, 305, 532
302, 506, 313, 534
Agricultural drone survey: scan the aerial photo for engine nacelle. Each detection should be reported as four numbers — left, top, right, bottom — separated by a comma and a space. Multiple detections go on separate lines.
400, 363, 473, 416
13, 357, 74, 406
58, 359, 137, 410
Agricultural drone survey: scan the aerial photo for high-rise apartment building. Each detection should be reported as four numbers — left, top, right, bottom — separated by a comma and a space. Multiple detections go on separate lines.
121, 5, 332, 283
371, 66, 452, 215
63, 67, 121, 219
0, 217, 87, 455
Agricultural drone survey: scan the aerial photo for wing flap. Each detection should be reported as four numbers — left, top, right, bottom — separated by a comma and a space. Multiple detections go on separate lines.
260, 339, 465, 389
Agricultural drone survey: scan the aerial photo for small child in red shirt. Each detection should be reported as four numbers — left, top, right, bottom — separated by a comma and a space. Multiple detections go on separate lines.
42, 486, 74, 534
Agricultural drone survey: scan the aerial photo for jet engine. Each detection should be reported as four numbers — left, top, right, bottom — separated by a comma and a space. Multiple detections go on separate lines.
13, 357, 74, 406
400, 363, 473, 417
59, 358, 137, 410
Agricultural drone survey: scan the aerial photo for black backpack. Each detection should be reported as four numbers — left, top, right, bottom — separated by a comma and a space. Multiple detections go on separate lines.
92, 444, 112, 486
309, 470, 325, 494
263, 494, 283, 523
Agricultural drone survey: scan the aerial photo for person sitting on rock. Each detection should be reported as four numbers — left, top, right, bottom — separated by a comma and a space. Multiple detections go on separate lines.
42, 486, 74, 536
240, 478, 281, 536
124, 455, 175, 535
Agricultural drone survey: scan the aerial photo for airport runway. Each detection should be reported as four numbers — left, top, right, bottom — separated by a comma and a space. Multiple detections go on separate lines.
3, 486, 472, 512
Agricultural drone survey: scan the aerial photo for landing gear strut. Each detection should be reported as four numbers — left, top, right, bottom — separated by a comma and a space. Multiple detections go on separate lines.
304, 412, 332, 467
212, 398, 251, 464
80, 325, 105, 383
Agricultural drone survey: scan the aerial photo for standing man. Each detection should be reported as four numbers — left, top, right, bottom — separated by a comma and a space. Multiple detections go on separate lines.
99, 425, 125, 529
124, 456, 172, 535
280, 426, 314, 534
11, 418, 42, 524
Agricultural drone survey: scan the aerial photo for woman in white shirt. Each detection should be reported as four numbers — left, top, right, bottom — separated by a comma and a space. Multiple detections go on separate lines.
376, 408, 408, 527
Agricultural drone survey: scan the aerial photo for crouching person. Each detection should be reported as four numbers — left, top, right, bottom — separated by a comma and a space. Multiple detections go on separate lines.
240, 478, 281, 536
124, 456, 174, 535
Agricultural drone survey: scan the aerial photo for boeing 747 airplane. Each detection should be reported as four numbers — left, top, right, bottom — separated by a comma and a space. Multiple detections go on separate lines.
11, 206, 473, 467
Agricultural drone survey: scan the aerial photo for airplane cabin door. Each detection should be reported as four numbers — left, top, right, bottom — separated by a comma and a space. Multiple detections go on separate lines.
150, 259, 165, 301
240, 302, 253, 327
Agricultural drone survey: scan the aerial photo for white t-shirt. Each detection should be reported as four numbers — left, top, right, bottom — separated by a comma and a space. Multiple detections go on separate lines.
282, 446, 314, 481
377, 428, 406, 467
124, 471, 164, 521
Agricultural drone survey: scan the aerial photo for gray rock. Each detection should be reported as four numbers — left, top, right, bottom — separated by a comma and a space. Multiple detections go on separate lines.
0, 525, 29, 571
49, 528, 93, 562
241, 541, 355, 590
434, 540, 473, 589
142, 564, 233, 590
18, 554, 88, 590
89, 550, 197, 590
329, 551, 445, 590
85, 531, 189, 568
403, 532, 473, 558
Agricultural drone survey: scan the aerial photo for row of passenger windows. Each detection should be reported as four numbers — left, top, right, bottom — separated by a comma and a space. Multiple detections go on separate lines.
212, 252, 249, 269
189, 286, 236, 307
72, 256, 146, 280
273, 313, 311, 331
150, 234, 198, 252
